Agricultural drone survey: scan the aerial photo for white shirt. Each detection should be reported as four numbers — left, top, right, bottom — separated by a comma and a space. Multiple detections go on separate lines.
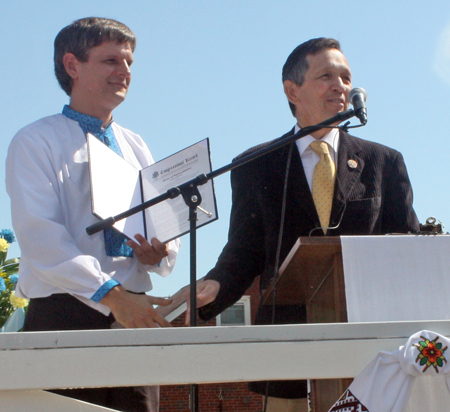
6, 114, 180, 315
294, 126, 339, 191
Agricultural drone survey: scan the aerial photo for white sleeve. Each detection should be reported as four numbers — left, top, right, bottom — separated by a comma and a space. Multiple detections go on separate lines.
6, 126, 113, 301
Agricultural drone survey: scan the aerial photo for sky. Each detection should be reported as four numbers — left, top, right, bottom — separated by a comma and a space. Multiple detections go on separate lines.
1, 1, 450, 299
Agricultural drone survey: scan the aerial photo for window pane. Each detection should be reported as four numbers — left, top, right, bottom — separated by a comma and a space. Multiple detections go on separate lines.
220, 304, 245, 325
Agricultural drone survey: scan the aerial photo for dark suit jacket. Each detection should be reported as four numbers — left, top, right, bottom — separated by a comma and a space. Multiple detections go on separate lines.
199, 128, 419, 397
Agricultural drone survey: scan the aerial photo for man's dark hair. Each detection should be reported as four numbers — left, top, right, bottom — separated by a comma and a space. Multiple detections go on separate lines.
282, 38, 341, 116
54, 17, 136, 96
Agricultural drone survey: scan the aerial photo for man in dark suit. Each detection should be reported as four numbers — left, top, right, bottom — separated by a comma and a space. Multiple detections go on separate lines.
192, 38, 419, 411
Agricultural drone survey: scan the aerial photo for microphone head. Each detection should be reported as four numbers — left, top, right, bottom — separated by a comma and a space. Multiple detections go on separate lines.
349, 87, 367, 104
348, 87, 368, 125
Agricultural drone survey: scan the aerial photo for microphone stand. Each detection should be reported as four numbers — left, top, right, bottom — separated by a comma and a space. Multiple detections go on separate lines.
86, 108, 360, 412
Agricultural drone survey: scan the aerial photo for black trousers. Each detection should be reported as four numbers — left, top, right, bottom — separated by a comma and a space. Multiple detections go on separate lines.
24, 294, 156, 412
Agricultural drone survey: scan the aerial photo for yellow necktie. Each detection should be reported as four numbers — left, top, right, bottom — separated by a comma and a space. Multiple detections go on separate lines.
310, 140, 336, 234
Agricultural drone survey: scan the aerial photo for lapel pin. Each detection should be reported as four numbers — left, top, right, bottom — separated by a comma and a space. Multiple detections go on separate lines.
347, 159, 358, 169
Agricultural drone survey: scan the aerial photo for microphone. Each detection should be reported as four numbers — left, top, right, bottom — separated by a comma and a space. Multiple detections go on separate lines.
349, 87, 367, 125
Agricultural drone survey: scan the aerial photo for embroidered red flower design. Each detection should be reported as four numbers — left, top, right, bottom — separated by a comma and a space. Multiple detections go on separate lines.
414, 335, 448, 373
422, 343, 442, 364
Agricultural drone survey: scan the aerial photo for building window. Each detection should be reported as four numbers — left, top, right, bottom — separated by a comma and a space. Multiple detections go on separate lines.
216, 296, 251, 326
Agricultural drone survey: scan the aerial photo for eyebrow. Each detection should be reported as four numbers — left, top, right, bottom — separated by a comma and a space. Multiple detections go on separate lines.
315, 63, 352, 78
102, 53, 134, 63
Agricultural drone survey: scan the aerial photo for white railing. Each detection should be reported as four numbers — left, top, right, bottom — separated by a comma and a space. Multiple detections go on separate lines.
1, 319, 450, 411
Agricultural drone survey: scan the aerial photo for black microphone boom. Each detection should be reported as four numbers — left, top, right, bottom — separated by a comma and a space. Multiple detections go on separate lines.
349, 87, 368, 125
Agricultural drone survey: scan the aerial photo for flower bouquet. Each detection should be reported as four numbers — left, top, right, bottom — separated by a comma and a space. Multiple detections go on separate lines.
0, 229, 27, 331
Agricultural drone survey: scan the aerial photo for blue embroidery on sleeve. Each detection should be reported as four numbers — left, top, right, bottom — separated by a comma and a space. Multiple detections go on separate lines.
91, 279, 120, 302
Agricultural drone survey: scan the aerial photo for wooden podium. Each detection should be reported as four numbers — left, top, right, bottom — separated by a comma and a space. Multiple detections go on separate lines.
262, 236, 351, 412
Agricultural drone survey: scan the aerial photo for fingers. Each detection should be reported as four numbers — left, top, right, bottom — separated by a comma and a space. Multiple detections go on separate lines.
149, 237, 169, 255
197, 280, 221, 306
101, 286, 173, 329
148, 296, 173, 307
142, 295, 172, 328
127, 235, 169, 266
185, 307, 191, 326
184, 280, 221, 326
150, 311, 171, 328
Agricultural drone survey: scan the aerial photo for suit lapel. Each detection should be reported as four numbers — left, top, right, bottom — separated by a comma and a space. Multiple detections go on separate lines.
288, 143, 319, 223
330, 130, 364, 224
267, 128, 318, 224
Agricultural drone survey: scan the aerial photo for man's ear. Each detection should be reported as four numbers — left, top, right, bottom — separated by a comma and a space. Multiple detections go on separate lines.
62, 53, 80, 80
283, 80, 301, 105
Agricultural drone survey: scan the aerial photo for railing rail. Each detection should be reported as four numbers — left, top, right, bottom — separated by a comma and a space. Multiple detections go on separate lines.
1, 320, 450, 411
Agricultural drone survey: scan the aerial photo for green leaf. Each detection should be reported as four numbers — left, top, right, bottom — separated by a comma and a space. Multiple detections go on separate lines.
420, 357, 428, 365
436, 343, 442, 349
3, 265, 19, 275
4, 258, 20, 265
0, 251, 7, 266
437, 358, 444, 367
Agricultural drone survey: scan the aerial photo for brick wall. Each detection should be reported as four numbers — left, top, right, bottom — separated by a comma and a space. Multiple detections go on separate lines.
160, 382, 263, 412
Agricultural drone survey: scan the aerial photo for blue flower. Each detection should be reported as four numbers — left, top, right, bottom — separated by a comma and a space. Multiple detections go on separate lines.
0, 230, 15, 244
0, 277, 6, 292
8, 274, 18, 285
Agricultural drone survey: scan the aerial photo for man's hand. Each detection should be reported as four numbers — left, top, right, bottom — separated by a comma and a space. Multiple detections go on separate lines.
101, 285, 172, 328
127, 235, 168, 266
185, 279, 221, 325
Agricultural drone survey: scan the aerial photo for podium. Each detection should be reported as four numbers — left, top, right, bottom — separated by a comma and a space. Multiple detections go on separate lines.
262, 237, 351, 412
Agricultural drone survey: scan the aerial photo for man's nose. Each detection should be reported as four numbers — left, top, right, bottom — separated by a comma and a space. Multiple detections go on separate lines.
332, 77, 347, 92
118, 60, 131, 77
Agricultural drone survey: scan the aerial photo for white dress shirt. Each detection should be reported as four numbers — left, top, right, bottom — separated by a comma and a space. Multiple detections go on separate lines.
294, 125, 339, 191
6, 114, 180, 315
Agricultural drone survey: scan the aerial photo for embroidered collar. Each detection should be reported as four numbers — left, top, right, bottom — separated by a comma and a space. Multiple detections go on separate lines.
62, 105, 113, 141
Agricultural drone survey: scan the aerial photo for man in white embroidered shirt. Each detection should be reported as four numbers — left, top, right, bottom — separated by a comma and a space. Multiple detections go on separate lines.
5, 17, 180, 412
